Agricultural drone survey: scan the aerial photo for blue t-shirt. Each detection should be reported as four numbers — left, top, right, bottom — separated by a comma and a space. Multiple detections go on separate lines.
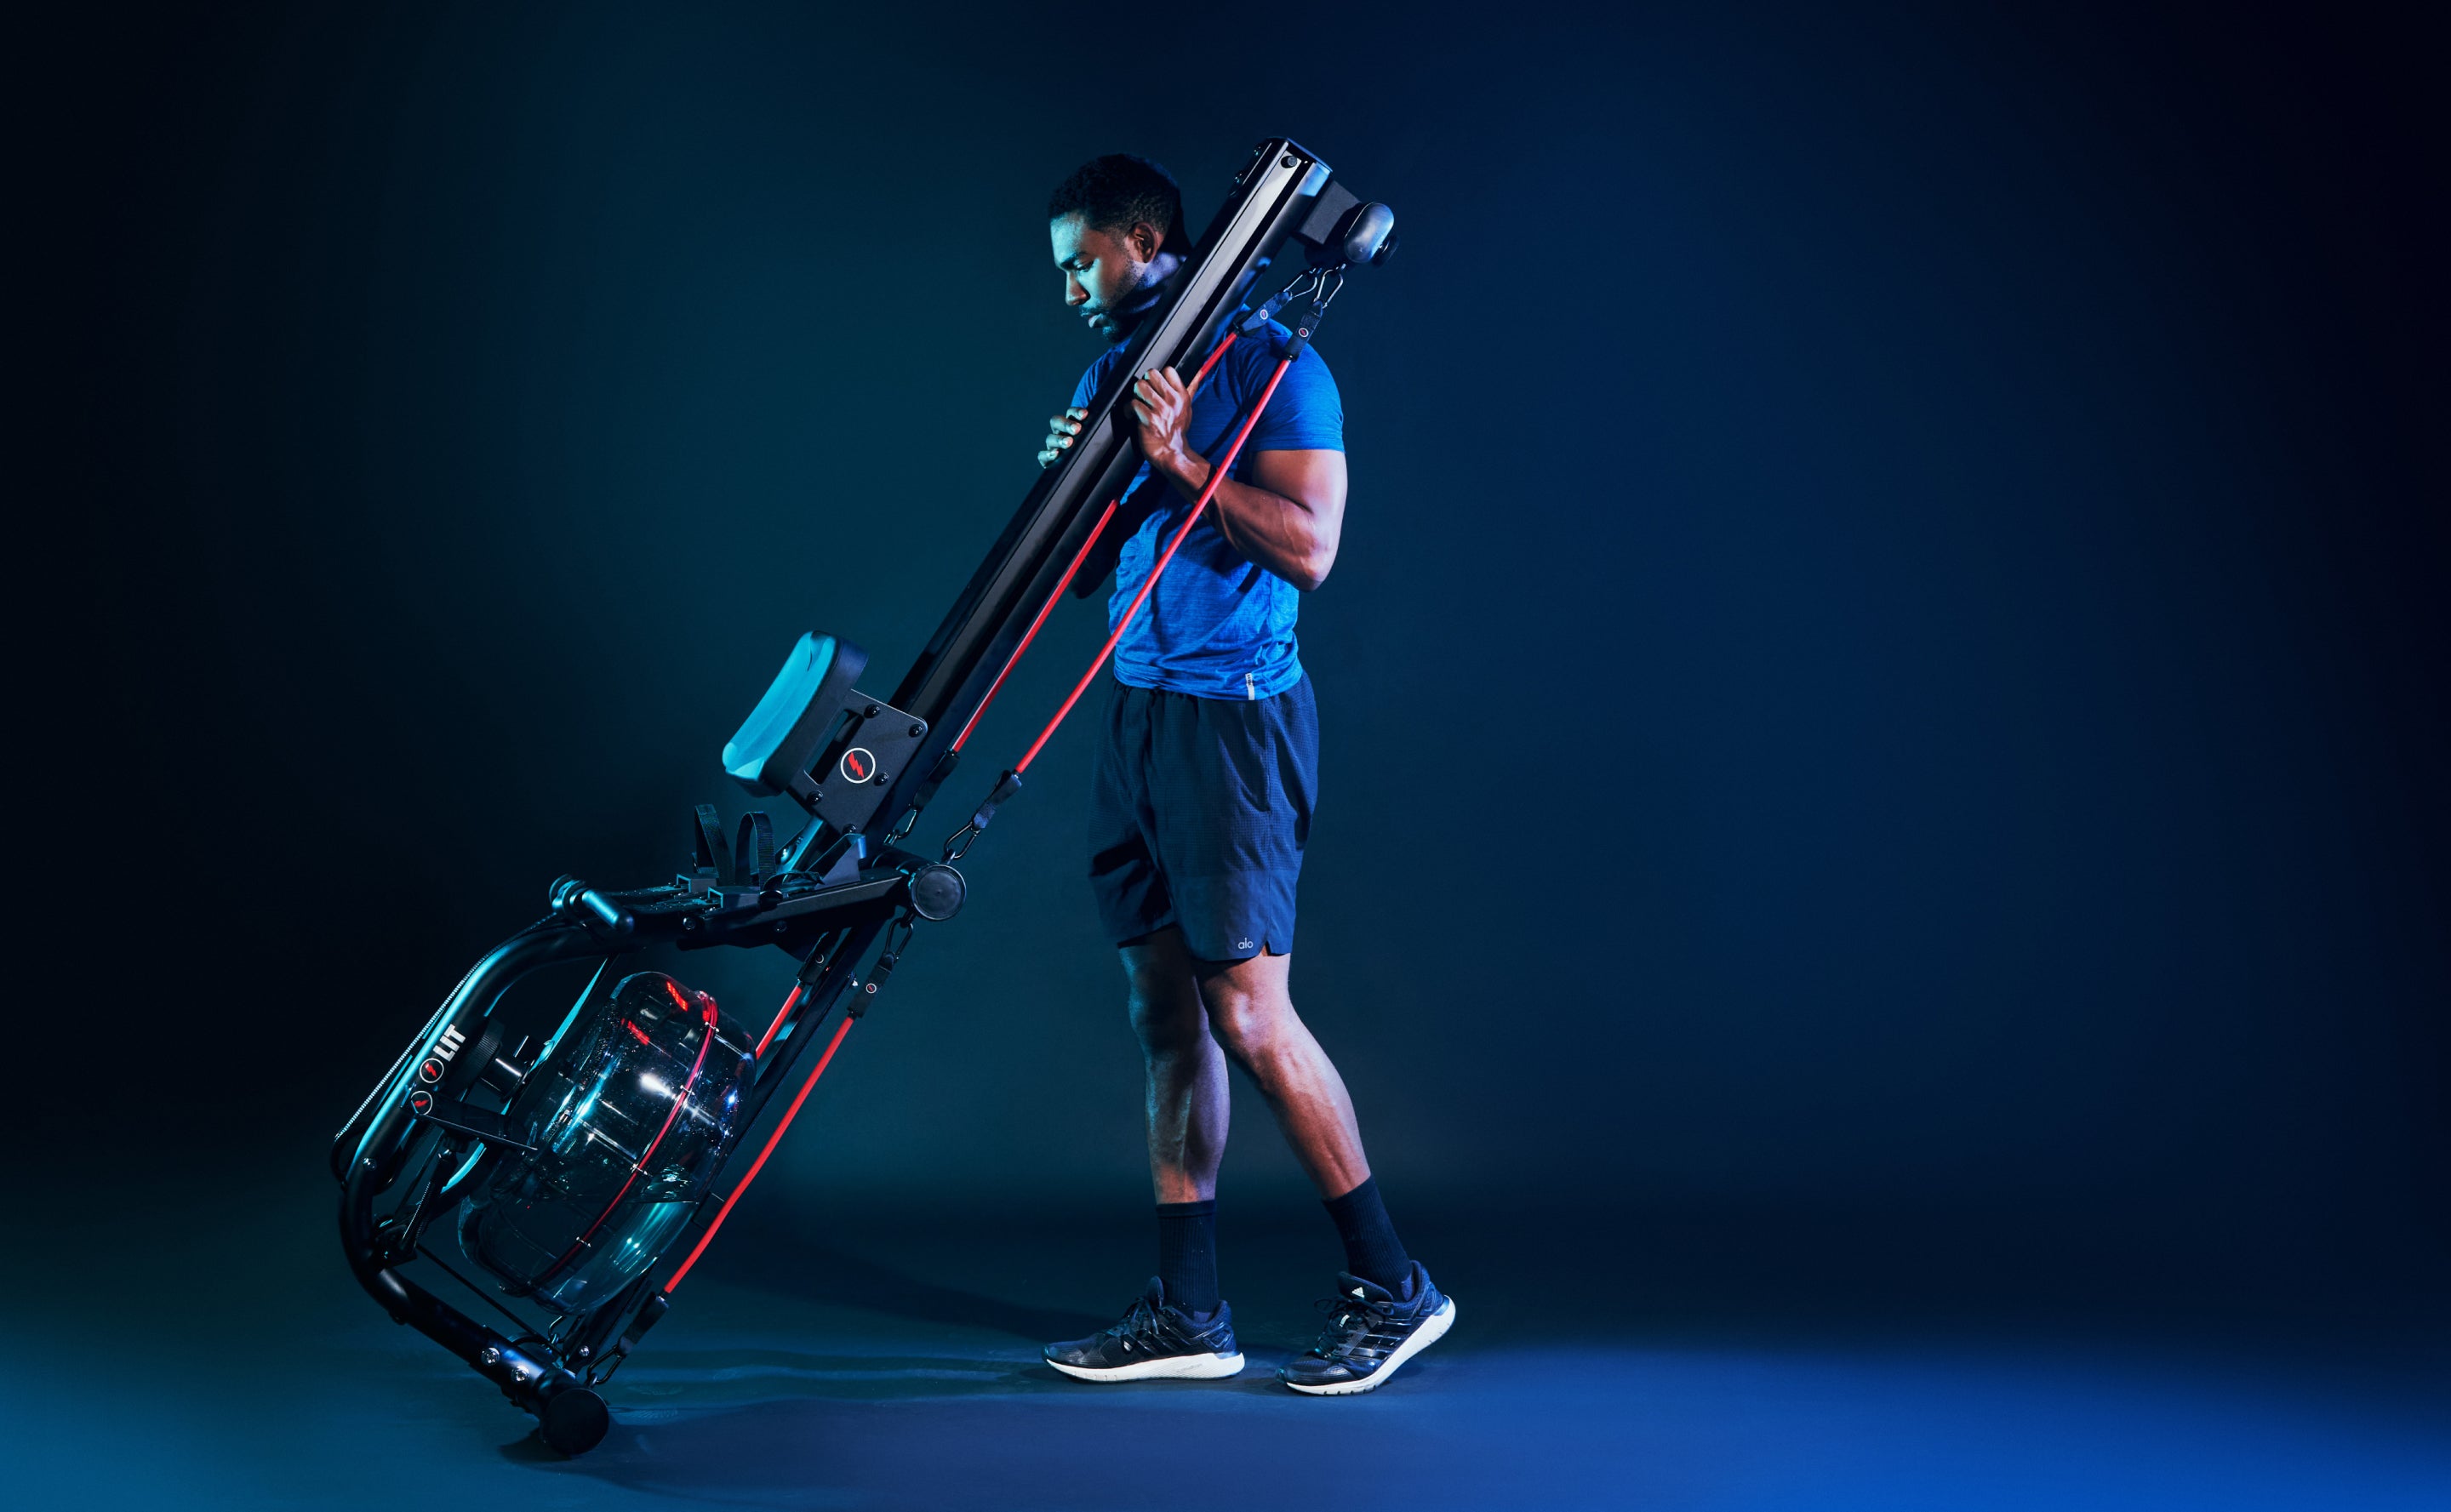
1071, 322, 1343, 701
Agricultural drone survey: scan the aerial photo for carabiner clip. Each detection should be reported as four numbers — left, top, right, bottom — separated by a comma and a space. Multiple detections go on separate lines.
943, 768, 1023, 861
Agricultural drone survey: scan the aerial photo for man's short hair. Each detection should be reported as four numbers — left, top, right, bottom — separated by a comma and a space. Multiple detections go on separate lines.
1047, 154, 1183, 248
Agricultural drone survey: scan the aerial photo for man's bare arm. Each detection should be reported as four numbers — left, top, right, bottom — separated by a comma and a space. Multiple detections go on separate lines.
1129, 367, 1349, 591
1165, 447, 1346, 592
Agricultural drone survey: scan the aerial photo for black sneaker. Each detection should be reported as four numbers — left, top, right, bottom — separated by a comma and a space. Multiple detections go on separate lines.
1043, 1278, 1246, 1382
1277, 1263, 1455, 1395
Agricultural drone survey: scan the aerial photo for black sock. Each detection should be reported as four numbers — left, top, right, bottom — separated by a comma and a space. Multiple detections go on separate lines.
1156, 1199, 1220, 1314
1323, 1177, 1412, 1294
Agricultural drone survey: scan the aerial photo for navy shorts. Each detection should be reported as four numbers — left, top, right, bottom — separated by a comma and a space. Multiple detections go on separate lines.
1088, 676, 1317, 961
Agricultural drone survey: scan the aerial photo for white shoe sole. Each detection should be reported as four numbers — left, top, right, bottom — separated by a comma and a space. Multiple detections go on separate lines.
1046, 1350, 1246, 1383
1281, 1297, 1455, 1396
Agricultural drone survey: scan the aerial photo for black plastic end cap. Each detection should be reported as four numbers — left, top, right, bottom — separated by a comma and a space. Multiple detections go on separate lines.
908, 863, 967, 921
549, 876, 635, 936
1341, 203, 1397, 267
537, 1386, 611, 1456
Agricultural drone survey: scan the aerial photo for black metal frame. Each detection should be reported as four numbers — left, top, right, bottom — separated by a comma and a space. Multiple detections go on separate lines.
331, 136, 1385, 1455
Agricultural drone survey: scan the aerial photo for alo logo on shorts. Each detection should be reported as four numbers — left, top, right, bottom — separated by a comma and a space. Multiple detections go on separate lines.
1237, 937, 1254, 952
839, 747, 877, 784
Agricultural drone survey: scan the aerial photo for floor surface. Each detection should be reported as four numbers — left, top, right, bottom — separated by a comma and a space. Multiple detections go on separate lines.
7, 1177, 2447, 1510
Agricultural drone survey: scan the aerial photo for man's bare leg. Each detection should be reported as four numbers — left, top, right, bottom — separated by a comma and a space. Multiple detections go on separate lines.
1123, 928, 1231, 1204
1127, 926, 1377, 1199
1187, 944, 1372, 1198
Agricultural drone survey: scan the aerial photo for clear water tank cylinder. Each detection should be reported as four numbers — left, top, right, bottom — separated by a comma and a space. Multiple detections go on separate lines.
460, 971, 753, 1312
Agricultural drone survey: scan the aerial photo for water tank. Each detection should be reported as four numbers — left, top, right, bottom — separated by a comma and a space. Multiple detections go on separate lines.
460, 971, 753, 1312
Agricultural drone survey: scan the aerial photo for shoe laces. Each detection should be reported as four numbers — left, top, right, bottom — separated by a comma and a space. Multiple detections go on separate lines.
1305, 1290, 1401, 1361
1107, 1294, 1165, 1349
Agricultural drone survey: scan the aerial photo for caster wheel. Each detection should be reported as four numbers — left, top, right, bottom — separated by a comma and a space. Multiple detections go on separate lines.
536, 1386, 610, 1456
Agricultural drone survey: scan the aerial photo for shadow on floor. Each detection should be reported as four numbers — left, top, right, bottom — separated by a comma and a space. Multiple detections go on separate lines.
711, 1238, 1112, 1344
608, 1346, 1065, 1402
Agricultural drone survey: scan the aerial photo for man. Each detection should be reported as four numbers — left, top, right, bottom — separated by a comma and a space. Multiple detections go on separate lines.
1032, 153, 1454, 1395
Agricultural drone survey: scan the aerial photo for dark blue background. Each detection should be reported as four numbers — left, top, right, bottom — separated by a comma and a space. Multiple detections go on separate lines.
29, 1, 2445, 1303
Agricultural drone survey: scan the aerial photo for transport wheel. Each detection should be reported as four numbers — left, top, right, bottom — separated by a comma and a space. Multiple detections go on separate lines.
537, 1386, 610, 1456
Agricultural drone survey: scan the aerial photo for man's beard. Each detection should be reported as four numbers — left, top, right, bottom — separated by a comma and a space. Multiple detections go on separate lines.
1100, 259, 1180, 344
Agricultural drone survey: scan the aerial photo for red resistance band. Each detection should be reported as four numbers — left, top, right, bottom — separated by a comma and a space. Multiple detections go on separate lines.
946, 497, 1119, 754
947, 330, 1245, 757
540, 981, 719, 1285
752, 984, 801, 1060
666, 335, 1277, 1294
662, 1008, 856, 1294
1014, 351, 1293, 773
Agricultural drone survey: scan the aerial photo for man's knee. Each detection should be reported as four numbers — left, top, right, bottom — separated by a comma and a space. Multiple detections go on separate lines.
1198, 967, 1291, 1062
1122, 934, 1205, 1058
1128, 985, 1207, 1059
